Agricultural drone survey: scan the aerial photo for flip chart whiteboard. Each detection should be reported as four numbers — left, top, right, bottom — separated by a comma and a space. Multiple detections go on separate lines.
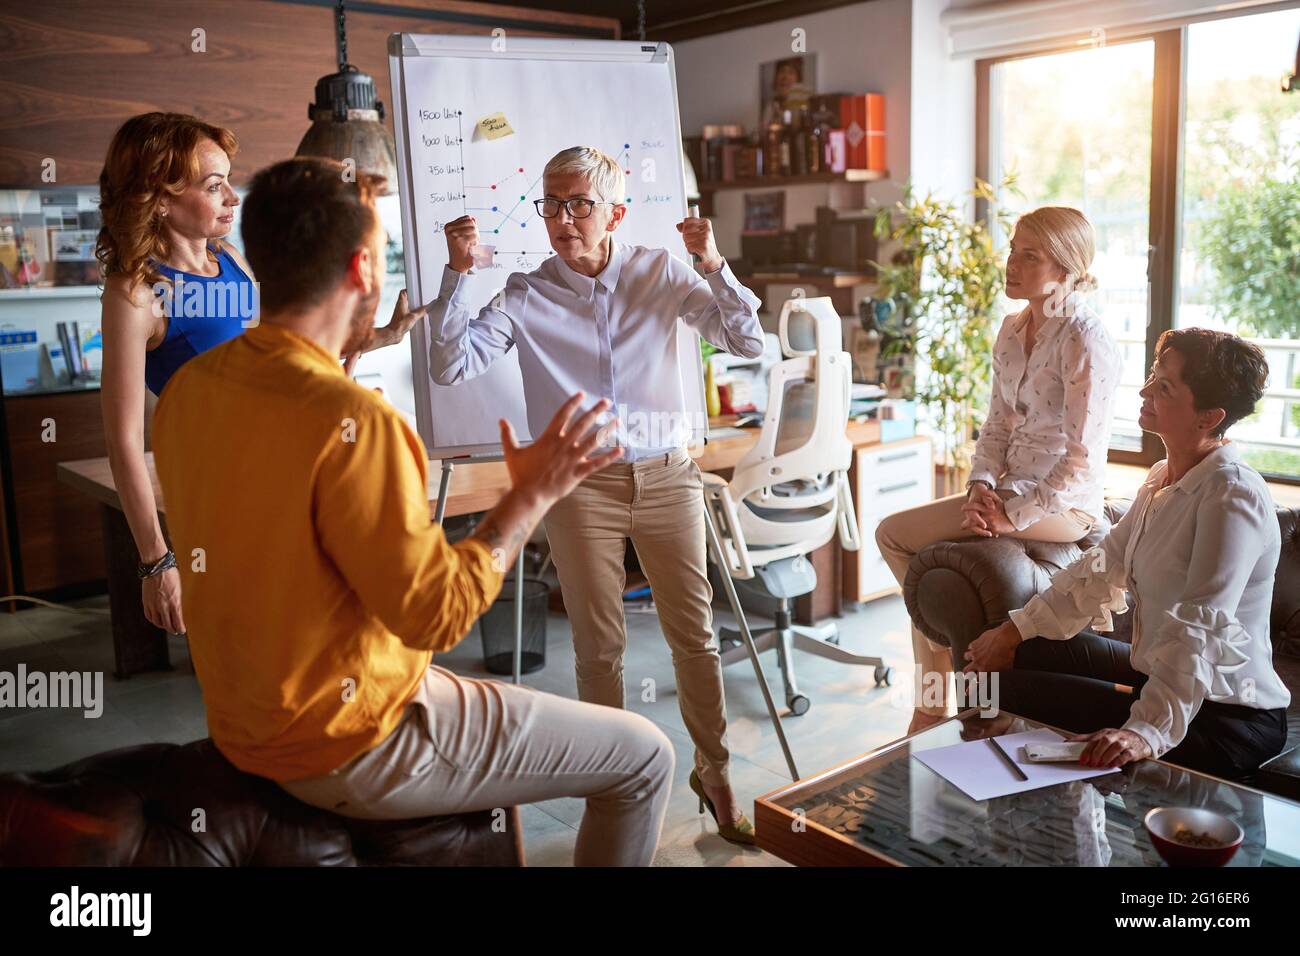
388, 33, 706, 458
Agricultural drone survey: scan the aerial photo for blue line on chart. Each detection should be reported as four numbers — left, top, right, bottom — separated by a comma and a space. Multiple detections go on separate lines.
465, 205, 530, 228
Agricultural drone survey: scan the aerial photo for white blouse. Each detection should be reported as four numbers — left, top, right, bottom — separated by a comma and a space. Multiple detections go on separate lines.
968, 299, 1121, 530
1009, 442, 1291, 759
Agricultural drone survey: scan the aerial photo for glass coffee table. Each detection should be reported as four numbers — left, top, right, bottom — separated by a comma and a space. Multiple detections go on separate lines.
755, 710, 1300, 866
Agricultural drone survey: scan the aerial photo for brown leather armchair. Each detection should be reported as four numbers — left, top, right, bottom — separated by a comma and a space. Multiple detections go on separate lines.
0, 739, 524, 866
903, 502, 1300, 801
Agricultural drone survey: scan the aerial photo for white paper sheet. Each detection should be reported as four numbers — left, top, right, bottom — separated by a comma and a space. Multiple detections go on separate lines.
912, 728, 1119, 801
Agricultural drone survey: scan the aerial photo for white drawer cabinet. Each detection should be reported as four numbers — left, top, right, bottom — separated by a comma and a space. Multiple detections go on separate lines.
843, 435, 934, 602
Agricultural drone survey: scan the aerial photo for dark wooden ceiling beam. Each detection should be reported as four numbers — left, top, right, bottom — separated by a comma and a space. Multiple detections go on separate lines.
480, 0, 883, 43
649, 0, 882, 43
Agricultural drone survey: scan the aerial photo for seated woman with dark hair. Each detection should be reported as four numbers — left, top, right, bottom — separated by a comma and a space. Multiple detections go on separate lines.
962, 328, 1291, 780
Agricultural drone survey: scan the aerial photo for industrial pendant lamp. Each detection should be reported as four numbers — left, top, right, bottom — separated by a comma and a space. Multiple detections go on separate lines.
295, 0, 399, 194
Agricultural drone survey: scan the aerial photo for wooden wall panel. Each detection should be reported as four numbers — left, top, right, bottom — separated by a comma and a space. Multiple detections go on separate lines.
3, 389, 109, 593
0, 0, 619, 187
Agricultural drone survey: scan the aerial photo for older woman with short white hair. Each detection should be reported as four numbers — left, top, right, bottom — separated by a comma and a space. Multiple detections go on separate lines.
428, 146, 765, 844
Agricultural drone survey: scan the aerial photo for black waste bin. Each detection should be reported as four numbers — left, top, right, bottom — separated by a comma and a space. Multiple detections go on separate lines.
479, 577, 549, 676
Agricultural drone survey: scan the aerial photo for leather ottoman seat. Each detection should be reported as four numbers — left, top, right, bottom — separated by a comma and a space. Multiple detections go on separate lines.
0, 738, 523, 866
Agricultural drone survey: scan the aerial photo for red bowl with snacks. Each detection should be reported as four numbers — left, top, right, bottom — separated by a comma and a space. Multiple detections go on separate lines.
1144, 807, 1243, 867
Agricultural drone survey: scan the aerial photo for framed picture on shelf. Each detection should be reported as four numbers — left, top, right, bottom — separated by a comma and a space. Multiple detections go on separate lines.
47, 228, 99, 286
48, 228, 97, 262
742, 191, 785, 236
759, 54, 817, 131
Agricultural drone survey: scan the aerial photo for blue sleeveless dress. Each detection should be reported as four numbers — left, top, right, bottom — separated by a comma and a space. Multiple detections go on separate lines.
145, 246, 257, 396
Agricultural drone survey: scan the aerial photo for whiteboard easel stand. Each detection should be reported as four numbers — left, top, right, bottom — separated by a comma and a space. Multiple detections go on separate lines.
433, 461, 454, 524
702, 501, 801, 782
434, 458, 524, 686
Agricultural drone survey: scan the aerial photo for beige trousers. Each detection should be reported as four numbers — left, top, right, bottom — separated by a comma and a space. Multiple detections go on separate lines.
544, 448, 732, 788
875, 492, 1095, 716
278, 664, 675, 866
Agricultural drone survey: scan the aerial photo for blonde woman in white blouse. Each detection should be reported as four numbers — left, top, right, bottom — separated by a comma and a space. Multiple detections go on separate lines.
965, 329, 1290, 778
877, 207, 1121, 733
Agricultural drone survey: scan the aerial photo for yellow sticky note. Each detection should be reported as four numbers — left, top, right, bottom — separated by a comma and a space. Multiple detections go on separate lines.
477, 112, 514, 140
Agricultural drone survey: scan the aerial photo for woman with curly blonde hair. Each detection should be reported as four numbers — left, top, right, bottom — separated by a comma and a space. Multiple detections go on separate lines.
98, 112, 421, 636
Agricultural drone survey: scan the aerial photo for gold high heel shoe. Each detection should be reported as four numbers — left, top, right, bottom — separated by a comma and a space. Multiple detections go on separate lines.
689, 770, 756, 846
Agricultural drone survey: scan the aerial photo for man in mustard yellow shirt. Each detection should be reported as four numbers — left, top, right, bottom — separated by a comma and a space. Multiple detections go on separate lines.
153, 157, 674, 866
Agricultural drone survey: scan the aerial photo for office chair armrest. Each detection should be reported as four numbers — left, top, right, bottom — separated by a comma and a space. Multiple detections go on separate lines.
702, 477, 756, 580
836, 471, 861, 551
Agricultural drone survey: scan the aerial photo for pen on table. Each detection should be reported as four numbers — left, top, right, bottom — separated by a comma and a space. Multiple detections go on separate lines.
988, 737, 1029, 781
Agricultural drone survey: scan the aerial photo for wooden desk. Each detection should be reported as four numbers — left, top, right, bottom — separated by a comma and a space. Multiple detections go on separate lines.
58, 418, 883, 676
429, 418, 881, 517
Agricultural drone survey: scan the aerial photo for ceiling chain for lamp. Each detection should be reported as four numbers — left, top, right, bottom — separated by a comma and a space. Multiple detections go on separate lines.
336, 0, 349, 70
294, 0, 400, 194
637, 0, 646, 42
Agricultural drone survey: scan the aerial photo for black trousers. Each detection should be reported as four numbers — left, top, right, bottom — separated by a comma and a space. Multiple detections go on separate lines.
995, 631, 1287, 780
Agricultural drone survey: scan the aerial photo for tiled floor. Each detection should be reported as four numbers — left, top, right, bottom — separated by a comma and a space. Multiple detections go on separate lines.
0, 589, 916, 867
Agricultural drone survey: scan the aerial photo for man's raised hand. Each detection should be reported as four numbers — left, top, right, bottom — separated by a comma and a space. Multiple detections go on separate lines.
500, 392, 624, 505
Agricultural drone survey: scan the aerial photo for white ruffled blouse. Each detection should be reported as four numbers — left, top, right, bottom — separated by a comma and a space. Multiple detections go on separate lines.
1009, 442, 1290, 758
968, 299, 1121, 530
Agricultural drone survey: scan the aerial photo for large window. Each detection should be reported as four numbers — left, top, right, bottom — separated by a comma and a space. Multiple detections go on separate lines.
982, 7, 1300, 480
988, 40, 1155, 454
1177, 9, 1300, 479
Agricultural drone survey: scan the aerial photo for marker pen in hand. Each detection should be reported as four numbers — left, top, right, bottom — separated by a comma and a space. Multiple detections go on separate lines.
687, 203, 700, 265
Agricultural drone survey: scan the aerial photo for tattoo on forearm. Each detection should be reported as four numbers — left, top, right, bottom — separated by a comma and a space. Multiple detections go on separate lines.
472, 515, 527, 563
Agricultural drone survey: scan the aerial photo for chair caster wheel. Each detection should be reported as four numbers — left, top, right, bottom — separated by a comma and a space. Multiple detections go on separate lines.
787, 694, 811, 716
874, 665, 894, 687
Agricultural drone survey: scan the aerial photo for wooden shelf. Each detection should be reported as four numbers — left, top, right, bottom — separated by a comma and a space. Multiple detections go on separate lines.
734, 271, 874, 288
696, 169, 889, 193
0, 285, 102, 300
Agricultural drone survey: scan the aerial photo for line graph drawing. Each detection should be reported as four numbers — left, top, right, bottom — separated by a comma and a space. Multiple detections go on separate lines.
441, 108, 639, 256
418, 105, 677, 271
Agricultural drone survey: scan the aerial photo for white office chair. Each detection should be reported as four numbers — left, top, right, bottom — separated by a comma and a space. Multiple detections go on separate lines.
703, 297, 893, 726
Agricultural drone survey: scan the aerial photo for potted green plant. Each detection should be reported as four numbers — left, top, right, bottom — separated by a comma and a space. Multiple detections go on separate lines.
871, 177, 1018, 496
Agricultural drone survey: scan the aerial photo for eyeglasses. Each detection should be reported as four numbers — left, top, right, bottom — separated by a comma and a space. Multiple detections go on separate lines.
533, 197, 617, 219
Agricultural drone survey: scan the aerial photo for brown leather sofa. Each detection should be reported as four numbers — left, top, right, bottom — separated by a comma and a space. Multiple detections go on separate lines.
903, 502, 1300, 801
0, 738, 524, 866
